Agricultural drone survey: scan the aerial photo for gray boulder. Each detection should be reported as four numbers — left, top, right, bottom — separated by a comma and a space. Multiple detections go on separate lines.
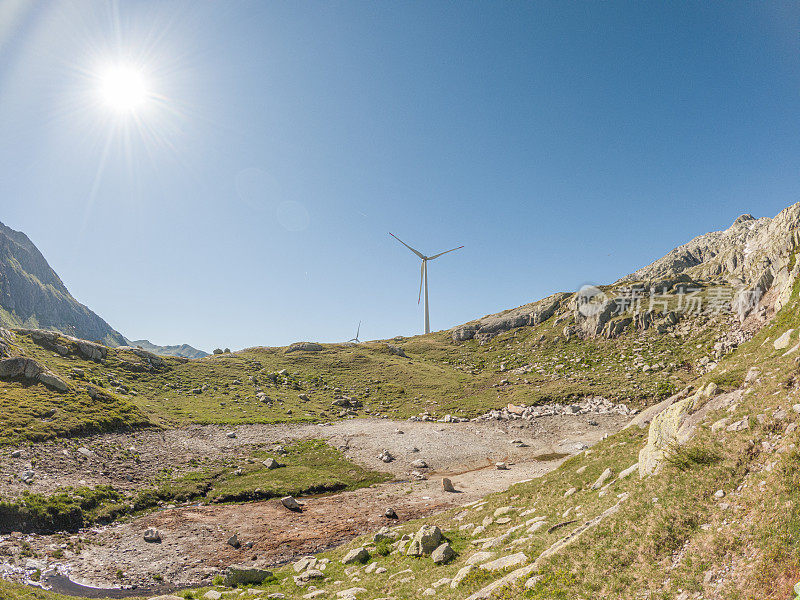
406, 525, 443, 556
224, 565, 272, 586
431, 542, 455, 564
281, 496, 302, 511
341, 547, 369, 565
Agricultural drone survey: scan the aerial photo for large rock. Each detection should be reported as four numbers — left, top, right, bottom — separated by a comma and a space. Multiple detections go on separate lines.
0, 357, 69, 392
406, 525, 444, 556
285, 342, 323, 354
341, 547, 369, 565
431, 542, 455, 564
143, 528, 161, 543
281, 496, 302, 511
479, 552, 528, 571
224, 565, 272, 586
775, 329, 796, 350
639, 383, 717, 476
36, 371, 69, 392
450, 293, 567, 344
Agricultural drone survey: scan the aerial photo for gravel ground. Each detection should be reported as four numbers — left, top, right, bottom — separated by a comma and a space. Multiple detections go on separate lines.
0, 411, 629, 591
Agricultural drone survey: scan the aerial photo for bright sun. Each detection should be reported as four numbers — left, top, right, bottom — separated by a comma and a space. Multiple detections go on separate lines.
98, 65, 149, 112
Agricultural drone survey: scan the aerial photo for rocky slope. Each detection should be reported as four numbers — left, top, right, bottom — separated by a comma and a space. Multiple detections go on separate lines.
451, 203, 800, 345
0, 220, 126, 346
0, 220, 206, 358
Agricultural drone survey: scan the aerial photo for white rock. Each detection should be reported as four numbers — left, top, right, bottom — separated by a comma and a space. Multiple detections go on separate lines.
479, 552, 528, 571
591, 468, 613, 490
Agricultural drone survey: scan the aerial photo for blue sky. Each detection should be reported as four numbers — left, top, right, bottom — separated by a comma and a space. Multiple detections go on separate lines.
1, 2, 799, 351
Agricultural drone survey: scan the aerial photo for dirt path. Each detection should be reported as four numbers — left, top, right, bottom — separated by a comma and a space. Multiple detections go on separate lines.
3, 412, 628, 591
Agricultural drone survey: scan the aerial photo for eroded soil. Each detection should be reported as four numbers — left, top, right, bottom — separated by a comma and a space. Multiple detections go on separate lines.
0, 412, 629, 591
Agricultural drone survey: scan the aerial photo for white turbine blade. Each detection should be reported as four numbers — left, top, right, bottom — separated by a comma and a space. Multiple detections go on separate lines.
428, 245, 464, 260
418, 261, 424, 304
390, 232, 425, 259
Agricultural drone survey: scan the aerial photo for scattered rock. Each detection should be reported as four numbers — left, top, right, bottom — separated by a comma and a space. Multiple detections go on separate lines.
451, 565, 474, 588
143, 528, 161, 543
774, 329, 795, 350
618, 463, 638, 480
281, 496, 302, 512
227, 533, 241, 548
431, 543, 455, 564
406, 525, 444, 556
384, 507, 398, 519
479, 552, 528, 571
591, 468, 613, 490
727, 417, 750, 432
224, 565, 272, 586
441, 478, 456, 493
495, 462, 508, 470
341, 547, 369, 565
711, 418, 731, 433
466, 551, 495, 566
263, 458, 283, 470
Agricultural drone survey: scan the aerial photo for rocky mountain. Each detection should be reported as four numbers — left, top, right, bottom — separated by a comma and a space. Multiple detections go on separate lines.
452, 203, 800, 345
621, 204, 800, 299
0, 221, 126, 347
124, 338, 208, 359
0, 220, 207, 359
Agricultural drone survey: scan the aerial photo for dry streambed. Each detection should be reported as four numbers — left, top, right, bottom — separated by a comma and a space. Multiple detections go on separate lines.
0, 408, 630, 592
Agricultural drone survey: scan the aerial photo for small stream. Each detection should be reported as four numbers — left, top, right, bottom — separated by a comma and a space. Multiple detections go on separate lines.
42, 573, 182, 599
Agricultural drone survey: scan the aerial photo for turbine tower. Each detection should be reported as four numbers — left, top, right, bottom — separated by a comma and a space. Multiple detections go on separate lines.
390, 233, 464, 334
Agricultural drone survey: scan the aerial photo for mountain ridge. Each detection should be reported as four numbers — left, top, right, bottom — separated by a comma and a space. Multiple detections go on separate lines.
0, 220, 207, 359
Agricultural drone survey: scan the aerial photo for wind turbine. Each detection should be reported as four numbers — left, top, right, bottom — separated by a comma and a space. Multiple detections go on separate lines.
348, 321, 362, 343
390, 233, 464, 334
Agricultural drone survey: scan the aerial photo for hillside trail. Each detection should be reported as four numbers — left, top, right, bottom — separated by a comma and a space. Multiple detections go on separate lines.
13, 413, 629, 590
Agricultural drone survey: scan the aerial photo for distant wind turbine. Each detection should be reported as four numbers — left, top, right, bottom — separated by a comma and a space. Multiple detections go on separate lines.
390, 233, 464, 335
348, 321, 362, 343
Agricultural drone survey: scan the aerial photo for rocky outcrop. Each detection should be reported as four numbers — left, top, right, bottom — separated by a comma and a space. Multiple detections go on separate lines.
621, 204, 800, 318
0, 327, 15, 357
638, 383, 718, 476
0, 357, 69, 392
451, 293, 568, 343
22, 329, 108, 362
285, 342, 324, 353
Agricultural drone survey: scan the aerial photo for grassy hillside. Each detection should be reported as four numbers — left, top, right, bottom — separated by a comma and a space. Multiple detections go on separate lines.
145, 282, 800, 600
0, 285, 733, 447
